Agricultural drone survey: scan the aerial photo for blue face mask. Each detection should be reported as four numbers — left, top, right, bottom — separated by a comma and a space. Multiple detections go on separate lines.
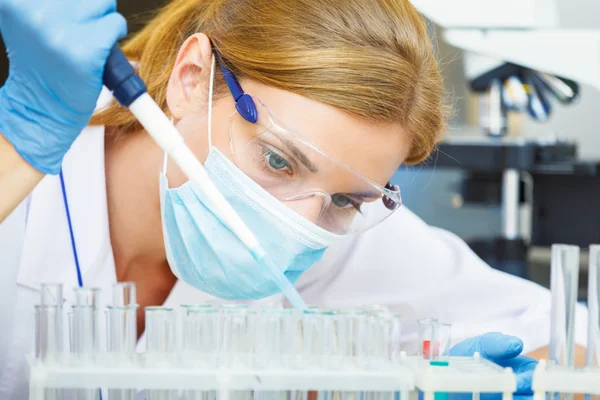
159, 147, 340, 300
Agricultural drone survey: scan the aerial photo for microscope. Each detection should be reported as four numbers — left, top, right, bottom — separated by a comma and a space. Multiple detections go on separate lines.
410, 0, 600, 280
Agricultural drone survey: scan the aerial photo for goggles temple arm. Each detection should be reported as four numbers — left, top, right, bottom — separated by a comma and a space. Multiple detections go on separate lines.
215, 52, 258, 124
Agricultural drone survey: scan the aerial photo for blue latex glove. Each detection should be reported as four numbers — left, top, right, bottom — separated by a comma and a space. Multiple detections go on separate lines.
0, 0, 127, 174
449, 332, 538, 400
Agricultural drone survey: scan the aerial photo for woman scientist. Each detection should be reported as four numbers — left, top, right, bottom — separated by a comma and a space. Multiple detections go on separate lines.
0, 0, 588, 398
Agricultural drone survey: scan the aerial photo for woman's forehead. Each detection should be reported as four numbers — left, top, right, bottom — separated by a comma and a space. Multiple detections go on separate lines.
241, 80, 411, 185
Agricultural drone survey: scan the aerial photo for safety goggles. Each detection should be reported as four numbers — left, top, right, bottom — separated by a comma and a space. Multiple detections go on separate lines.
217, 55, 402, 234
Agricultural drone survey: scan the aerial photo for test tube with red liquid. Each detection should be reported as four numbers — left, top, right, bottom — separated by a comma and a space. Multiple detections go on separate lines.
417, 318, 451, 360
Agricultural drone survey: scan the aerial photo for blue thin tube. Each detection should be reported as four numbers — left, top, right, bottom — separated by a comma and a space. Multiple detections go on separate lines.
59, 170, 83, 287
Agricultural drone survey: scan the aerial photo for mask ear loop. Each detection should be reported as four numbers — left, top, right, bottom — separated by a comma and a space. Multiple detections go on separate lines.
207, 53, 216, 150
164, 54, 215, 177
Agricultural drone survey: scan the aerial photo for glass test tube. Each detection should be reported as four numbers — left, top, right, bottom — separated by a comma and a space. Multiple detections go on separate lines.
417, 319, 451, 360
73, 288, 101, 400
69, 305, 100, 400
107, 307, 138, 353
255, 308, 293, 368
74, 286, 101, 307
182, 305, 218, 400
364, 314, 392, 369
220, 305, 255, 400
35, 305, 63, 364
335, 310, 366, 364
388, 314, 403, 363
37, 284, 64, 400
288, 307, 304, 369
36, 283, 64, 363
254, 309, 294, 400
182, 305, 218, 365
146, 307, 177, 400
302, 309, 336, 400
107, 283, 138, 400
220, 304, 252, 367
112, 282, 136, 307
41, 283, 64, 307
303, 309, 338, 368
71, 305, 96, 357
146, 307, 176, 356
332, 310, 367, 400
72, 287, 101, 352
587, 245, 600, 369
549, 244, 580, 368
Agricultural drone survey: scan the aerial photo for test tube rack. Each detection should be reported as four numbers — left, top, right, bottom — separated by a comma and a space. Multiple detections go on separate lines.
30, 282, 518, 400
27, 353, 517, 400
532, 360, 600, 398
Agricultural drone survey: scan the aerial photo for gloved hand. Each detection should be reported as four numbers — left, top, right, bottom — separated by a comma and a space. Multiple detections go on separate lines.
0, 0, 127, 174
449, 332, 538, 400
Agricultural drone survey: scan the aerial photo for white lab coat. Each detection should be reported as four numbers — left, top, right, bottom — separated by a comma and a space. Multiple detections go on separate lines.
0, 93, 589, 399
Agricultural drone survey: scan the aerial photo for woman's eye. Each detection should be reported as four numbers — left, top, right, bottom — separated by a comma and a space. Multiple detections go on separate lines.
331, 193, 361, 210
265, 150, 291, 171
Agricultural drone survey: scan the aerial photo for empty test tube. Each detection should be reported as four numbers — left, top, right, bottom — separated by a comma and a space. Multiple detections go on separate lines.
181, 305, 218, 365
332, 310, 368, 400
70, 305, 100, 400
182, 305, 218, 400
418, 319, 451, 360
71, 305, 97, 357
41, 283, 64, 307
302, 310, 337, 400
113, 282, 136, 306
146, 306, 176, 356
388, 314, 403, 363
254, 309, 294, 400
288, 307, 305, 369
74, 286, 101, 307
35, 305, 63, 364
303, 309, 338, 369
36, 283, 64, 363
255, 308, 294, 368
36, 284, 65, 400
363, 304, 394, 367
549, 244, 580, 368
588, 245, 600, 369
107, 309, 138, 353
335, 309, 367, 365
220, 305, 255, 400
146, 307, 177, 400
107, 283, 138, 400
72, 287, 101, 352
220, 304, 253, 367
363, 314, 390, 369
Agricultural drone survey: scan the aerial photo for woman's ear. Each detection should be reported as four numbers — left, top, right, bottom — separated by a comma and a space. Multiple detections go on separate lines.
166, 33, 213, 119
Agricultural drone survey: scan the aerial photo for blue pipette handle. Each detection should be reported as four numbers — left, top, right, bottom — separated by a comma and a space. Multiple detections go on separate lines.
103, 45, 147, 107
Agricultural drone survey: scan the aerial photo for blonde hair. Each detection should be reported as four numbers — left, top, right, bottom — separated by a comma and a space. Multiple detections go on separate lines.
91, 0, 447, 164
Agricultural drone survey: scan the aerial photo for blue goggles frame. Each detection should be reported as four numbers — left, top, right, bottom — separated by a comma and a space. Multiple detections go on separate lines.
215, 53, 258, 124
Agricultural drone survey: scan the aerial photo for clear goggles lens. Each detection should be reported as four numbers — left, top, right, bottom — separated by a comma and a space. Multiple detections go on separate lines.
228, 99, 402, 234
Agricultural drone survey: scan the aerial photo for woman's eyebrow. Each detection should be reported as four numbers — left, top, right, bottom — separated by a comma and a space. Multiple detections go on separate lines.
350, 191, 380, 199
278, 136, 318, 173
273, 134, 381, 199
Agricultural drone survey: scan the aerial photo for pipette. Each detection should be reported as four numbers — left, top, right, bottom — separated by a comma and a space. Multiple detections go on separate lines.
102, 46, 306, 310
